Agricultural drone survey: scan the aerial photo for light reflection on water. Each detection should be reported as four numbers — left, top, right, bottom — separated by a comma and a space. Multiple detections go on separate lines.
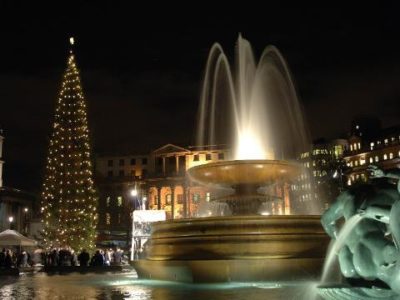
0, 270, 321, 300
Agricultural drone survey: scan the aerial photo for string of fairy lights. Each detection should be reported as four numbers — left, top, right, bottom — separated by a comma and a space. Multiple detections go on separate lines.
41, 38, 98, 251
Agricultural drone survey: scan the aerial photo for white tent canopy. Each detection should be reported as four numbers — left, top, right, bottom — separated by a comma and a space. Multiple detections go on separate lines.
0, 229, 37, 247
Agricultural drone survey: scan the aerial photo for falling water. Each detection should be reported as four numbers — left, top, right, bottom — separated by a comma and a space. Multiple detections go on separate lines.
320, 214, 364, 284
196, 34, 310, 161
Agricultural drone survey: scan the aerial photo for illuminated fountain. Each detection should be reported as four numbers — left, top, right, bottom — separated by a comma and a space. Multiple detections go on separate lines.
133, 35, 329, 283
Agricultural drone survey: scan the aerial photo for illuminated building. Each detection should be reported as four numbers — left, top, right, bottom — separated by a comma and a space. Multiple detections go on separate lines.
0, 130, 36, 234
344, 119, 400, 185
296, 138, 348, 212
95, 144, 229, 247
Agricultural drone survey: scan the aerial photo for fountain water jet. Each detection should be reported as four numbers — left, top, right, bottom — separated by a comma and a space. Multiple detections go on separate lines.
321, 214, 364, 284
197, 34, 310, 162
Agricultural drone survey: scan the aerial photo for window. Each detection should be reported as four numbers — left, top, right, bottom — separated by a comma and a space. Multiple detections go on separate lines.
357, 142, 361, 149
166, 194, 172, 205
218, 153, 224, 160
193, 194, 200, 203
384, 139, 389, 145
355, 160, 358, 166
369, 157, 373, 164
118, 213, 121, 224
117, 196, 123, 207
350, 145, 353, 151
177, 194, 184, 204
142, 158, 148, 165
390, 153, 394, 159
193, 154, 199, 161
375, 156, 379, 162
370, 142, 374, 150
206, 192, 211, 202
360, 158, 365, 165
107, 170, 113, 177
384, 154, 388, 160
106, 213, 111, 225
106, 196, 110, 207
206, 153, 212, 161
119, 159, 124, 166
108, 160, 113, 167
142, 169, 147, 178
119, 170, 124, 177
130, 158, 136, 165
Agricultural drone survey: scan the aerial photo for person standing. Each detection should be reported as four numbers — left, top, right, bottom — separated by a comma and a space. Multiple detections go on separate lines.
0, 248, 6, 267
78, 249, 90, 267
4, 250, 13, 268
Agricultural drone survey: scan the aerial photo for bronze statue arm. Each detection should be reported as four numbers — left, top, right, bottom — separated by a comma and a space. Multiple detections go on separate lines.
321, 197, 345, 239
358, 205, 390, 224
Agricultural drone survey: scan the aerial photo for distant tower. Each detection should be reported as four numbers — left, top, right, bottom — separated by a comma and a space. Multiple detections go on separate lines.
41, 38, 98, 251
0, 129, 4, 187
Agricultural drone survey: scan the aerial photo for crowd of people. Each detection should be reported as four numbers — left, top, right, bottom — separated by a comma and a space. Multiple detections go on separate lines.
0, 248, 32, 268
0, 247, 127, 269
44, 247, 126, 267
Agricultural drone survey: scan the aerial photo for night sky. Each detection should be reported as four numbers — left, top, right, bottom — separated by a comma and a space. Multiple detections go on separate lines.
0, 2, 399, 192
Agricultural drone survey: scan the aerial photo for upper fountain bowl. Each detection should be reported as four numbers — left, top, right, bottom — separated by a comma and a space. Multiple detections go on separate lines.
188, 160, 301, 188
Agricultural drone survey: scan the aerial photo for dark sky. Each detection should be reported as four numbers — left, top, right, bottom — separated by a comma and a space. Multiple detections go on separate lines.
0, 2, 399, 192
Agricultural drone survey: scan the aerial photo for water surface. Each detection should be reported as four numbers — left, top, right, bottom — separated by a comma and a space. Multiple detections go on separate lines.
0, 270, 322, 300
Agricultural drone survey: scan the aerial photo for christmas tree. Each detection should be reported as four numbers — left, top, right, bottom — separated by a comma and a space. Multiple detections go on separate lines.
41, 37, 98, 251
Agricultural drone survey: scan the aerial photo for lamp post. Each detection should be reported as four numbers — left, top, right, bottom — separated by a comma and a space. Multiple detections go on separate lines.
130, 187, 138, 261
8, 216, 13, 229
23, 208, 29, 234
130, 188, 138, 209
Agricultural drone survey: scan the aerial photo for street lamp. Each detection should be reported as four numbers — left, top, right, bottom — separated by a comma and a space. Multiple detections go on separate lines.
130, 187, 138, 261
130, 189, 138, 197
130, 188, 140, 210
23, 208, 29, 234
8, 216, 13, 229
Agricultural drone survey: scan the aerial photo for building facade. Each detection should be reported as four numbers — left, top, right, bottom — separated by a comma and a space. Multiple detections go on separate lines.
0, 131, 37, 234
94, 144, 229, 247
296, 138, 348, 213
344, 120, 400, 185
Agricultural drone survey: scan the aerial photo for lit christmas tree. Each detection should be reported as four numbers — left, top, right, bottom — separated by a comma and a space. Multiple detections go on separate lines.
41, 37, 98, 251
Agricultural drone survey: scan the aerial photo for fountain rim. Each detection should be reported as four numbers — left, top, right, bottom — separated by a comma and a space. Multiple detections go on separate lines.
187, 159, 302, 187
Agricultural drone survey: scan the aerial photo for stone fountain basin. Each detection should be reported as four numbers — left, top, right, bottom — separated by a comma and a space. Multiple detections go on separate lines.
187, 160, 301, 188
133, 215, 329, 282
145, 215, 327, 260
